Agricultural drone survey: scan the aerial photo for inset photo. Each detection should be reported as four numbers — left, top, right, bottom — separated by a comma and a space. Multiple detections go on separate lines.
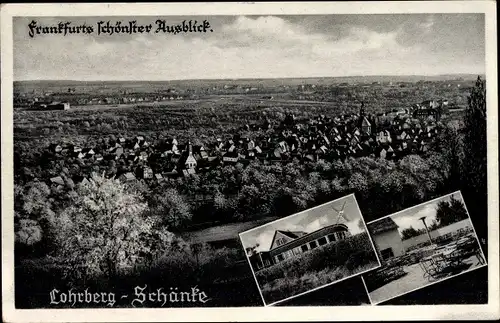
239, 194, 380, 306
362, 191, 487, 305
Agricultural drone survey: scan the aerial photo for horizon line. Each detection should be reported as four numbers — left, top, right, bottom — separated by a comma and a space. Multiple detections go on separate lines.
14, 73, 485, 83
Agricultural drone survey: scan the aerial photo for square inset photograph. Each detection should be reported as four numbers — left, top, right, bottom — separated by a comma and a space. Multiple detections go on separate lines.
239, 194, 380, 306
362, 191, 487, 305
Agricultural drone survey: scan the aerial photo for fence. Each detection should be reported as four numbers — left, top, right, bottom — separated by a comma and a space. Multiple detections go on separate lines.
402, 219, 472, 251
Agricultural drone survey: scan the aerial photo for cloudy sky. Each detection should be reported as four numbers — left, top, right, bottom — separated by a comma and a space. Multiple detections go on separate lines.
240, 194, 366, 252
389, 192, 467, 232
14, 14, 484, 81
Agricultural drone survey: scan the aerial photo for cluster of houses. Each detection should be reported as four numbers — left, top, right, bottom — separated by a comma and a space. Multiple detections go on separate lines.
411, 99, 449, 121
45, 101, 443, 189
74, 94, 185, 106
22, 88, 187, 108
30, 101, 70, 111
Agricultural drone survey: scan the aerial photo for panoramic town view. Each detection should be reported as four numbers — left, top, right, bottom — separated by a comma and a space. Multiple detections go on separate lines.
12, 14, 488, 308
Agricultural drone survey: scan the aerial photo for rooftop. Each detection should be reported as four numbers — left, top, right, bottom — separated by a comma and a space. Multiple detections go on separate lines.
369, 217, 399, 235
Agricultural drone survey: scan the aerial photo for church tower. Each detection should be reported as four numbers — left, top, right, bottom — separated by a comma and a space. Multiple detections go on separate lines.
184, 140, 197, 169
359, 101, 372, 135
360, 101, 366, 118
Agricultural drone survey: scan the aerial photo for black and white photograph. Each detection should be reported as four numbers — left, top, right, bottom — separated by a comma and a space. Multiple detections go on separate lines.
362, 192, 487, 305
240, 194, 379, 306
1, 2, 498, 322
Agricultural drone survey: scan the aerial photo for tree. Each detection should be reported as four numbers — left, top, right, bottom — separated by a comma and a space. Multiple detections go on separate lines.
53, 174, 174, 281
448, 195, 469, 222
245, 243, 259, 256
463, 76, 487, 192
435, 196, 468, 227
428, 219, 439, 231
358, 219, 365, 231
15, 219, 43, 246
401, 226, 423, 240
461, 76, 487, 243
22, 181, 52, 217
151, 188, 192, 230
431, 124, 462, 188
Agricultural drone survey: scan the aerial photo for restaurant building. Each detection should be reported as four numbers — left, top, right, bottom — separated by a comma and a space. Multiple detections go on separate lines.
249, 223, 351, 271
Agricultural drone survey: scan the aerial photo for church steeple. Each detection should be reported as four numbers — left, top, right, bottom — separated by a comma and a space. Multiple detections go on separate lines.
358, 101, 372, 135
360, 101, 366, 118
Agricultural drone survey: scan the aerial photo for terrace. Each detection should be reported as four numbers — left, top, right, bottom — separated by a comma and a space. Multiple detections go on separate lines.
369, 253, 483, 305
366, 230, 485, 305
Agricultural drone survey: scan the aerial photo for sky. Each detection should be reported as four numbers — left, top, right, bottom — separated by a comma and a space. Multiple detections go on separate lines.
13, 14, 485, 81
239, 194, 366, 252
389, 192, 467, 232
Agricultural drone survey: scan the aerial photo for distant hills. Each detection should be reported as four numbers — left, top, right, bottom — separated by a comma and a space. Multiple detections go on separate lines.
14, 74, 484, 89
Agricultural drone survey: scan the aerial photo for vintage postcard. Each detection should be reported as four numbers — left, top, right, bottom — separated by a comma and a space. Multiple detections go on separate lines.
240, 194, 380, 306
1, 1, 498, 322
362, 191, 487, 305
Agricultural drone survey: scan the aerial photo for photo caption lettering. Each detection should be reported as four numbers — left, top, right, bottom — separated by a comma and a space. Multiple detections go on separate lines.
27, 19, 213, 38
49, 285, 210, 307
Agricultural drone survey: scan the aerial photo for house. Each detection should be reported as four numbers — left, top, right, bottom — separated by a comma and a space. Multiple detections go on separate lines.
139, 166, 153, 179
55, 102, 70, 110
398, 131, 409, 141
118, 172, 136, 182
80, 177, 91, 187
413, 107, 439, 120
164, 167, 179, 177
37, 102, 70, 110
360, 117, 372, 135
223, 151, 239, 164
246, 139, 256, 151
112, 147, 124, 158
182, 168, 196, 177
386, 145, 394, 158
49, 144, 63, 153
379, 148, 387, 159
139, 151, 149, 161
50, 176, 65, 187
248, 223, 351, 272
376, 130, 392, 144
180, 142, 197, 169
368, 217, 405, 262
82, 148, 95, 156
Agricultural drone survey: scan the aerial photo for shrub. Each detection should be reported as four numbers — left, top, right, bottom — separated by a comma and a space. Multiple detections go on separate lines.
255, 232, 377, 287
